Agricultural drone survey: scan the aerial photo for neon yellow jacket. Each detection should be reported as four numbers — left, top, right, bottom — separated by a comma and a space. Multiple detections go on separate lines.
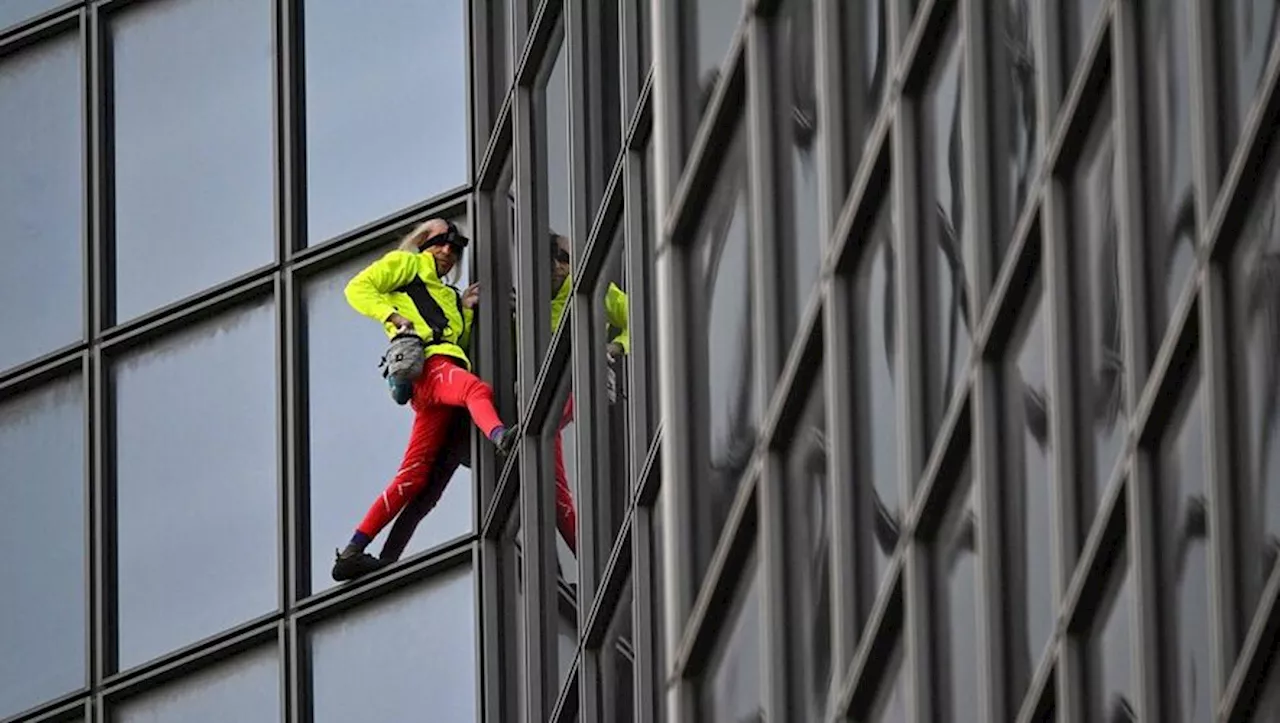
344, 250, 474, 369
550, 276, 630, 353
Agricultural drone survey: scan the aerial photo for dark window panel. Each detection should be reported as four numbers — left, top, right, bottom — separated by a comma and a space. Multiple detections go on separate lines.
1156, 371, 1210, 723
930, 461, 979, 723
0, 377, 85, 720
850, 205, 901, 597
1004, 290, 1056, 702
786, 372, 832, 719
304, 0, 468, 246
921, 18, 971, 448
699, 559, 762, 721
1215, 1, 1280, 170
780, 0, 823, 349
864, 636, 907, 723
1140, 0, 1197, 345
1229, 132, 1280, 619
1069, 90, 1127, 529
114, 302, 278, 669
0, 0, 68, 30
597, 579, 635, 722
542, 372, 581, 586
639, 142, 660, 445
1086, 556, 1135, 722
542, 38, 571, 263
303, 249, 473, 595
694, 126, 757, 575
1064, 0, 1105, 88
311, 567, 477, 722
1250, 650, 1280, 721
0, 33, 83, 373
114, 646, 279, 723
998, 0, 1040, 256
110, 0, 274, 323
636, 0, 652, 80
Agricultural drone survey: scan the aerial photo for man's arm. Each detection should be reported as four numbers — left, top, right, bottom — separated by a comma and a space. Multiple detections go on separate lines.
604, 282, 630, 353
344, 250, 421, 326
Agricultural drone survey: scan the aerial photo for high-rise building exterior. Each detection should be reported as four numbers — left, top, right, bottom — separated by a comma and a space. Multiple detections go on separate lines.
3, 0, 1280, 721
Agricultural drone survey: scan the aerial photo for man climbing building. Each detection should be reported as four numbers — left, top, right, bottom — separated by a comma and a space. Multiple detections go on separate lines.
548, 232, 630, 555
332, 218, 517, 582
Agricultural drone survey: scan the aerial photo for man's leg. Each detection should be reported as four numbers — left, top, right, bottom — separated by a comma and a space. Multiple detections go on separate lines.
333, 382, 452, 582
425, 356, 514, 451
379, 411, 469, 563
554, 394, 578, 554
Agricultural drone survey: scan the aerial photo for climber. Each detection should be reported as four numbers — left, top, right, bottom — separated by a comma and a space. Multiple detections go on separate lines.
547, 232, 630, 555
332, 218, 517, 582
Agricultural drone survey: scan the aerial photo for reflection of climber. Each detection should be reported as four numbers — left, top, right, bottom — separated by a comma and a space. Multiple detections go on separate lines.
332, 219, 518, 582
547, 232, 630, 555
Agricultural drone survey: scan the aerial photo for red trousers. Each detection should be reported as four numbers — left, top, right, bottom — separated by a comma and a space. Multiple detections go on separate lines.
554, 394, 577, 553
356, 356, 504, 539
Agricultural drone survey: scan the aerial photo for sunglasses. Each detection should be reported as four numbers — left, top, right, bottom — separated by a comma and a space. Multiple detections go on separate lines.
428, 221, 470, 252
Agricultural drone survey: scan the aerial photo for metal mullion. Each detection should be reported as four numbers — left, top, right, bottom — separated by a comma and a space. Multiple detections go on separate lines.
470, 0, 498, 176
1220, 560, 1280, 720
92, 341, 115, 682
287, 616, 306, 723
89, 0, 110, 340
631, 500, 661, 723
1186, 0, 1220, 218
271, 271, 289, 618
622, 148, 652, 481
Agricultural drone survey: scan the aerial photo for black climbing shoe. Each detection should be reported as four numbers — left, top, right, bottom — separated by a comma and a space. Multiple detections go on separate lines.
331, 549, 385, 582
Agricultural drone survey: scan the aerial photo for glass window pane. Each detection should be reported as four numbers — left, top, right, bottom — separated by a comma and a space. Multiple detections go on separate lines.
115, 646, 279, 723
781, 0, 822, 348
0, 0, 67, 30
688, 0, 743, 145
921, 19, 971, 446
1216, 1, 1280, 166
1064, 0, 1105, 86
699, 560, 761, 722
999, 0, 1040, 255
304, 250, 473, 595
1070, 91, 1127, 527
695, 126, 756, 573
836, 0, 888, 203
931, 462, 979, 723
305, 0, 467, 245
787, 373, 832, 719
550, 374, 581, 585
1086, 556, 1135, 721
853, 205, 901, 595
311, 567, 477, 722
1250, 651, 1280, 722
0, 377, 85, 719
0, 34, 83, 372
1157, 370, 1210, 723
1231, 137, 1280, 611
591, 229, 631, 570
110, 0, 274, 323
1140, 0, 1197, 335
542, 36, 571, 265
114, 302, 278, 669
1005, 290, 1056, 701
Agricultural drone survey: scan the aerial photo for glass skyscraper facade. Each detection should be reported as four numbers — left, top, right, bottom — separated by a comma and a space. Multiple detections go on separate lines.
3, 0, 1280, 721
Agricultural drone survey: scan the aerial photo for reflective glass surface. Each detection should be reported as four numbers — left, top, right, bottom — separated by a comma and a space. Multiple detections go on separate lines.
697, 128, 757, 571
932, 463, 979, 723
1232, 141, 1280, 599
598, 581, 635, 722
304, 0, 468, 245
0, 0, 67, 30
1141, 0, 1197, 330
1087, 559, 1135, 722
781, 0, 822, 348
1007, 290, 1055, 693
836, 0, 888, 201
110, 0, 274, 322
549, 373, 581, 583
700, 562, 762, 722
866, 637, 907, 723
788, 372, 831, 719
1157, 373, 1210, 723
542, 36, 571, 288
304, 249, 472, 594
311, 567, 477, 722
591, 231, 631, 566
1065, 0, 1105, 86
1217, 0, 1280, 164
114, 302, 278, 669
1001, 0, 1040, 252
0, 33, 83, 372
689, 0, 743, 140
115, 646, 279, 723
0, 377, 85, 719
922, 20, 970, 444
1070, 94, 1127, 524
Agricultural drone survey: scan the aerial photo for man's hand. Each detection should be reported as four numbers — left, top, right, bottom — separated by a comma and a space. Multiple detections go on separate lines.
386, 312, 414, 333
605, 341, 625, 361
462, 282, 481, 309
